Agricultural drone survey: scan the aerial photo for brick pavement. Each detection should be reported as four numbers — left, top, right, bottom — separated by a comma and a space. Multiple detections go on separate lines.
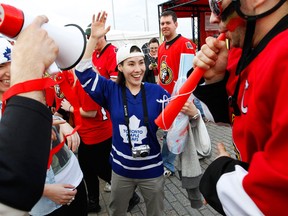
89, 122, 232, 216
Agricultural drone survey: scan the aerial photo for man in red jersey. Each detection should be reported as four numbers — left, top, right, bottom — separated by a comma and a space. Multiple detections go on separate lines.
158, 10, 196, 94
193, 0, 288, 215
86, 24, 118, 81
157, 10, 197, 176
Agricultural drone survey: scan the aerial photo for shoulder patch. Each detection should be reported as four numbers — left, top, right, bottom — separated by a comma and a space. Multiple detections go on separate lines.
185, 41, 194, 50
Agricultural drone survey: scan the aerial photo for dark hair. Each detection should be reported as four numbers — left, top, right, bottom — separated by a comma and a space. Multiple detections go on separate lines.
148, 37, 159, 45
160, 10, 177, 22
116, 45, 142, 86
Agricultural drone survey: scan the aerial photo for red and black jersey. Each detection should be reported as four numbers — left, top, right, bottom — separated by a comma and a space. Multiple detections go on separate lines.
197, 19, 288, 215
158, 35, 196, 94
92, 43, 118, 80
75, 80, 112, 144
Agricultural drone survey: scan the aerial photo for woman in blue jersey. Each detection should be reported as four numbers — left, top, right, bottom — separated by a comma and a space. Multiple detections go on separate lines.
75, 12, 169, 216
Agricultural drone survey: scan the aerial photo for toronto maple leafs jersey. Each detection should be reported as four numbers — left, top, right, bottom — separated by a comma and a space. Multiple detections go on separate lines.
75, 59, 170, 179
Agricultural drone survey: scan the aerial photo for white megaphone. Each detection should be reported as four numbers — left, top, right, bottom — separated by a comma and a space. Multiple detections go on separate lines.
0, 3, 86, 74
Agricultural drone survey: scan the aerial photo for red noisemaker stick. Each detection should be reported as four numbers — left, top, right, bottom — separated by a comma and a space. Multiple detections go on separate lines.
155, 33, 226, 130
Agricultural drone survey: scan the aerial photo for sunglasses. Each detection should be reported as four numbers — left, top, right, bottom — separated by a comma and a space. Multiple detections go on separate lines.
209, 0, 235, 21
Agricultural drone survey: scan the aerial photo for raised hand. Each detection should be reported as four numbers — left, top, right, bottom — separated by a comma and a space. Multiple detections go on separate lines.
82, 12, 111, 60
90, 11, 111, 40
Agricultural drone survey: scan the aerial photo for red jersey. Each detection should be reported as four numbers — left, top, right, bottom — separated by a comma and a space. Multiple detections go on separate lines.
75, 80, 112, 144
92, 43, 118, 80
158, 35, 196, 94
200, 29, 288, 216
227, 30, 288, 215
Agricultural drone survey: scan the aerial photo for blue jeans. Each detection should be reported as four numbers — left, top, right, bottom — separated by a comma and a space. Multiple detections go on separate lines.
161, 132, 176, 173
194, 98, 205, 117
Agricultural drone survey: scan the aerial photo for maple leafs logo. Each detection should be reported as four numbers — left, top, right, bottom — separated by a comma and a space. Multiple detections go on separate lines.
119, 115, 147, 147
3, 47, 11, 62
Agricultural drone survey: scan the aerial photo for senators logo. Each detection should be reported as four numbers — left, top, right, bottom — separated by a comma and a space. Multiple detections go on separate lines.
159, 56, 173, 85
54, 84, 65, 99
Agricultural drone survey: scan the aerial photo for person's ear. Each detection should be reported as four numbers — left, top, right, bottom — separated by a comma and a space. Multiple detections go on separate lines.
240, 0, 263, 15
118, 64, 123, 72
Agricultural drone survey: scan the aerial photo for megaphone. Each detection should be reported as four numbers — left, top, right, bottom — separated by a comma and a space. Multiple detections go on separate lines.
0, 3, 86, 74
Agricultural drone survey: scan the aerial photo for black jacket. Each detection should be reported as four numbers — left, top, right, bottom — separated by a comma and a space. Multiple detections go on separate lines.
0, 96, 52, 211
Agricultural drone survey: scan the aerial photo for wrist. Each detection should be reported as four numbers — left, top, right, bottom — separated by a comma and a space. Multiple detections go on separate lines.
4, 77, 55, 106
53, 115, 64, 121
68, 105, 73, 113
204, 73, 225, 84
189, 112, 199, 121
17, 91, 46, 105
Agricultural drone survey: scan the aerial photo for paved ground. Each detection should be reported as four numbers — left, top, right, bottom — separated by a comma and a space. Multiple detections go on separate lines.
89, 122, 233, 216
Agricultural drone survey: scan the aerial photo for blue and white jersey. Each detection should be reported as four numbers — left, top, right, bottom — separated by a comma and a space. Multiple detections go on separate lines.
76, 59, 170, 179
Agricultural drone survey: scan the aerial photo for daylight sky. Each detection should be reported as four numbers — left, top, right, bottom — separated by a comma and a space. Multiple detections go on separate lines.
1, 0, 192, 38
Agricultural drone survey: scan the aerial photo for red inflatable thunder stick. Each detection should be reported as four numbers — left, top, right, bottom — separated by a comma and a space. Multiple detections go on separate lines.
155, 33, 226, 130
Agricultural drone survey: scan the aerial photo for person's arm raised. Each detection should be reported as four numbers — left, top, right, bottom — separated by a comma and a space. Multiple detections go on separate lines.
83, 12, 111, 60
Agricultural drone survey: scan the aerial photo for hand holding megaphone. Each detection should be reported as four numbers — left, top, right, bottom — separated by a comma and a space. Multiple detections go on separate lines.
0, 3, 86, 74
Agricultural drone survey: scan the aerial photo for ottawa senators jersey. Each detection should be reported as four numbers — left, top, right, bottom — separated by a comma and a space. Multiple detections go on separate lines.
158, 34, 196, 94
92, 43, 118, 80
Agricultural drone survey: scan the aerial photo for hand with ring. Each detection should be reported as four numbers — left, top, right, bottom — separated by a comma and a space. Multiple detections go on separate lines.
67, 196, 75, 206
43, 184, 77, 205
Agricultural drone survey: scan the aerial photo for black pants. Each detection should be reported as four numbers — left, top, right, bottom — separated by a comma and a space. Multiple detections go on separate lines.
78, 137, 112, 203
46, 180, 88, 216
